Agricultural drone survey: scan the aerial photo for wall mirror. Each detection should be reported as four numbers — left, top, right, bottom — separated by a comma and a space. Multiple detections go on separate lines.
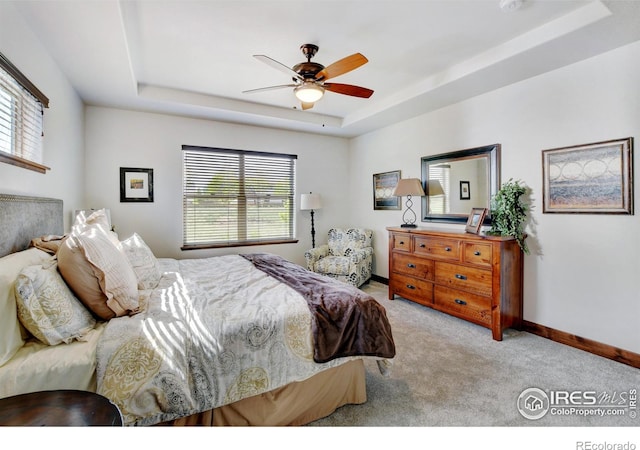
420, 144, 501, 224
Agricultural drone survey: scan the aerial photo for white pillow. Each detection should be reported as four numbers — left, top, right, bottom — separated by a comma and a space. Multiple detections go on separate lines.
15, 261, 96, 346
58, 209, 139, 319
120, 233, 161, 290
0, 248, 52, 366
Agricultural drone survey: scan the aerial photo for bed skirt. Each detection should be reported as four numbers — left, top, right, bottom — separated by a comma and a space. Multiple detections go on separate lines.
162, 359, 366, 426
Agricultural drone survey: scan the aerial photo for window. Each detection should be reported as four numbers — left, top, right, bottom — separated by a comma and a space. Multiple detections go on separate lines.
428, 164, 450, 214
0, 52, 49, 173
182, 145, 298, 249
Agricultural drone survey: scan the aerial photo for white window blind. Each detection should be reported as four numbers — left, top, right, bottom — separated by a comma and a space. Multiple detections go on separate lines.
0, 53, 49, 173
428, 164, 450, 214
182, 145, 297, 249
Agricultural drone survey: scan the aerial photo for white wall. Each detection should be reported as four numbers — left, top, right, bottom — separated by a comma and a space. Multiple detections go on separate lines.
83, 106, 350, 266
4, 0, 637, 354
0, 2, 85, 231
348, 41, 640, 353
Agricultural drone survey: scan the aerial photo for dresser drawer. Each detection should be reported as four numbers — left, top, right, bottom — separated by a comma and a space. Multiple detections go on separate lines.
434, 285, 491, 325
414, 236, 461, 261
391, 233, 412, 252
463, 242, 492, 268
392, 253, 434, 280
390, 273, 433, 306
434, 261, 492, 297
387, 226, 523, 341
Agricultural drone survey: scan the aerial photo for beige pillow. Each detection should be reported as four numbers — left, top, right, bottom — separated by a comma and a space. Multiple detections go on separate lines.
58, 209, 139, 320
57, 235, 114, 320
0, 248, 52, 366
15, 261, 96, 346
121, 233, 161, 290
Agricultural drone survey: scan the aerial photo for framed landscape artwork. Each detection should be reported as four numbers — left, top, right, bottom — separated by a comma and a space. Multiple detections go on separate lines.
120, 167, 154, 202
542, 138, 633, 214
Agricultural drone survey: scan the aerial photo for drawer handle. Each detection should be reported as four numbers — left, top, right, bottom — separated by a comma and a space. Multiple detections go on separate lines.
419, 243, 426, 248
474, 251, 481, 256
445, 247, 451, 252
455, 274, 467, 280
454, 299, 467, 306
406, 284, 416, 290
399, 241, 405, 245
407, 263, 416, 268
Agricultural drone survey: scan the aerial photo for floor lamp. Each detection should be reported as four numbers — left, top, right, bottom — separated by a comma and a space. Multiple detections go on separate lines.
393, 178, 425, 228
300, 192, 322, 247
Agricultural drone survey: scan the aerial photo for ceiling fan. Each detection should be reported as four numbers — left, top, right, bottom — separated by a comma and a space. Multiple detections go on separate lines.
242, 44, 374, 110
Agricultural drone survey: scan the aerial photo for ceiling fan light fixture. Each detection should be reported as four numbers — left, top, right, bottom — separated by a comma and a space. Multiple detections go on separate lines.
294, 82, 324, 103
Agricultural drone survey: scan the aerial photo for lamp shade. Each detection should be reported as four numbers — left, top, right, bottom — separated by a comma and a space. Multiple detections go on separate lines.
427, 180, 445, 196
300, 193, 322, 210
393, 178, 425, 197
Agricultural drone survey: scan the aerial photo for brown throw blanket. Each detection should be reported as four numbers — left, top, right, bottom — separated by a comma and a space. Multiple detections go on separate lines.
241, 253, 395, 363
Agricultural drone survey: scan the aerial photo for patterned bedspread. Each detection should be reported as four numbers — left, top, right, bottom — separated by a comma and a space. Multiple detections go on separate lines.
242, 253, 395, 363
95, 254, 392, 426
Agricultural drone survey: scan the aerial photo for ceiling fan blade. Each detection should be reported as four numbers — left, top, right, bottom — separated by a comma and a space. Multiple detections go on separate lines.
324, 83, 374, 98
315, 53, 368, 81
301, 102, 314, 110
253, 55, 303, 81
242, 84, 296, 94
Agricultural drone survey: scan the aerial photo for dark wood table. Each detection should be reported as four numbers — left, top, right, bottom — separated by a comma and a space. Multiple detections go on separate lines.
0, 390, 122, 426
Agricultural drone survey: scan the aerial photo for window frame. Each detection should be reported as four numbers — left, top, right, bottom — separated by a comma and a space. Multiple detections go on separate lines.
182, 145, 299, 250
0, 52, 49, 174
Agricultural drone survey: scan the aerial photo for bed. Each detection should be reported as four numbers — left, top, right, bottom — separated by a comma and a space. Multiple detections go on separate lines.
0, 194, 395, 426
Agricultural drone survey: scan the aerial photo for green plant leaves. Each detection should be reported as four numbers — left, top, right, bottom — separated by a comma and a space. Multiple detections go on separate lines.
489, 179, 529, 254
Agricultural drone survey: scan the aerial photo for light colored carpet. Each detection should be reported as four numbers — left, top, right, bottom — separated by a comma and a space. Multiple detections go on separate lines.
309, 281, 639, 427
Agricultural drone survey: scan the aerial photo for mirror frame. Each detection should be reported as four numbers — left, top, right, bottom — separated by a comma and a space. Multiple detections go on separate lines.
420, 143, 501, 224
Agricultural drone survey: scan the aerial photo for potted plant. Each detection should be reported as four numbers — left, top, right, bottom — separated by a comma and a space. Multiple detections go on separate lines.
488, 179, 529, 254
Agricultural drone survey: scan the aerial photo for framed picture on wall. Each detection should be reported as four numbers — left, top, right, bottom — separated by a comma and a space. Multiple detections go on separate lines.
120, 167, 154, 202
542, 137, 633, 214
460, 180, 470, 200
373, 170, 402, 210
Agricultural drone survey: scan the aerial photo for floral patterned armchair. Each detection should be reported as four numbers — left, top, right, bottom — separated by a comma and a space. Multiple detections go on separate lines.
304, 228, 373, 287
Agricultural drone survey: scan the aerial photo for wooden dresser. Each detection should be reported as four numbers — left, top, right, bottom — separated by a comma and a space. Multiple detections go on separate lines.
387, 227, 523, 340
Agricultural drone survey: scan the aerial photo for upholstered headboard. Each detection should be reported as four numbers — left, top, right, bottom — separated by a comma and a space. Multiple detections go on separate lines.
0, 194, 63, 257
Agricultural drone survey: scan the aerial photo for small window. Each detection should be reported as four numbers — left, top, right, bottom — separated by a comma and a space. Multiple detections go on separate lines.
182, 145, 298, 249
428, 164, 450, 214
0, 52, 49, 173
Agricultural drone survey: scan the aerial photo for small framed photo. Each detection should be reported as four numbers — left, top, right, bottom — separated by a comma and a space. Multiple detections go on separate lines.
460, 180, 470, 200
465, 207, 487, 234
120, 167, 154, 202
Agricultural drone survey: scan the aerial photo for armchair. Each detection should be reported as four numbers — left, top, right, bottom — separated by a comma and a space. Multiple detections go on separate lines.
304, 228, 373, 287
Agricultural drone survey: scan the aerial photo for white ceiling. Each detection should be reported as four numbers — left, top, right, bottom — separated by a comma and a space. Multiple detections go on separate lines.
12, 0, 640, 137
